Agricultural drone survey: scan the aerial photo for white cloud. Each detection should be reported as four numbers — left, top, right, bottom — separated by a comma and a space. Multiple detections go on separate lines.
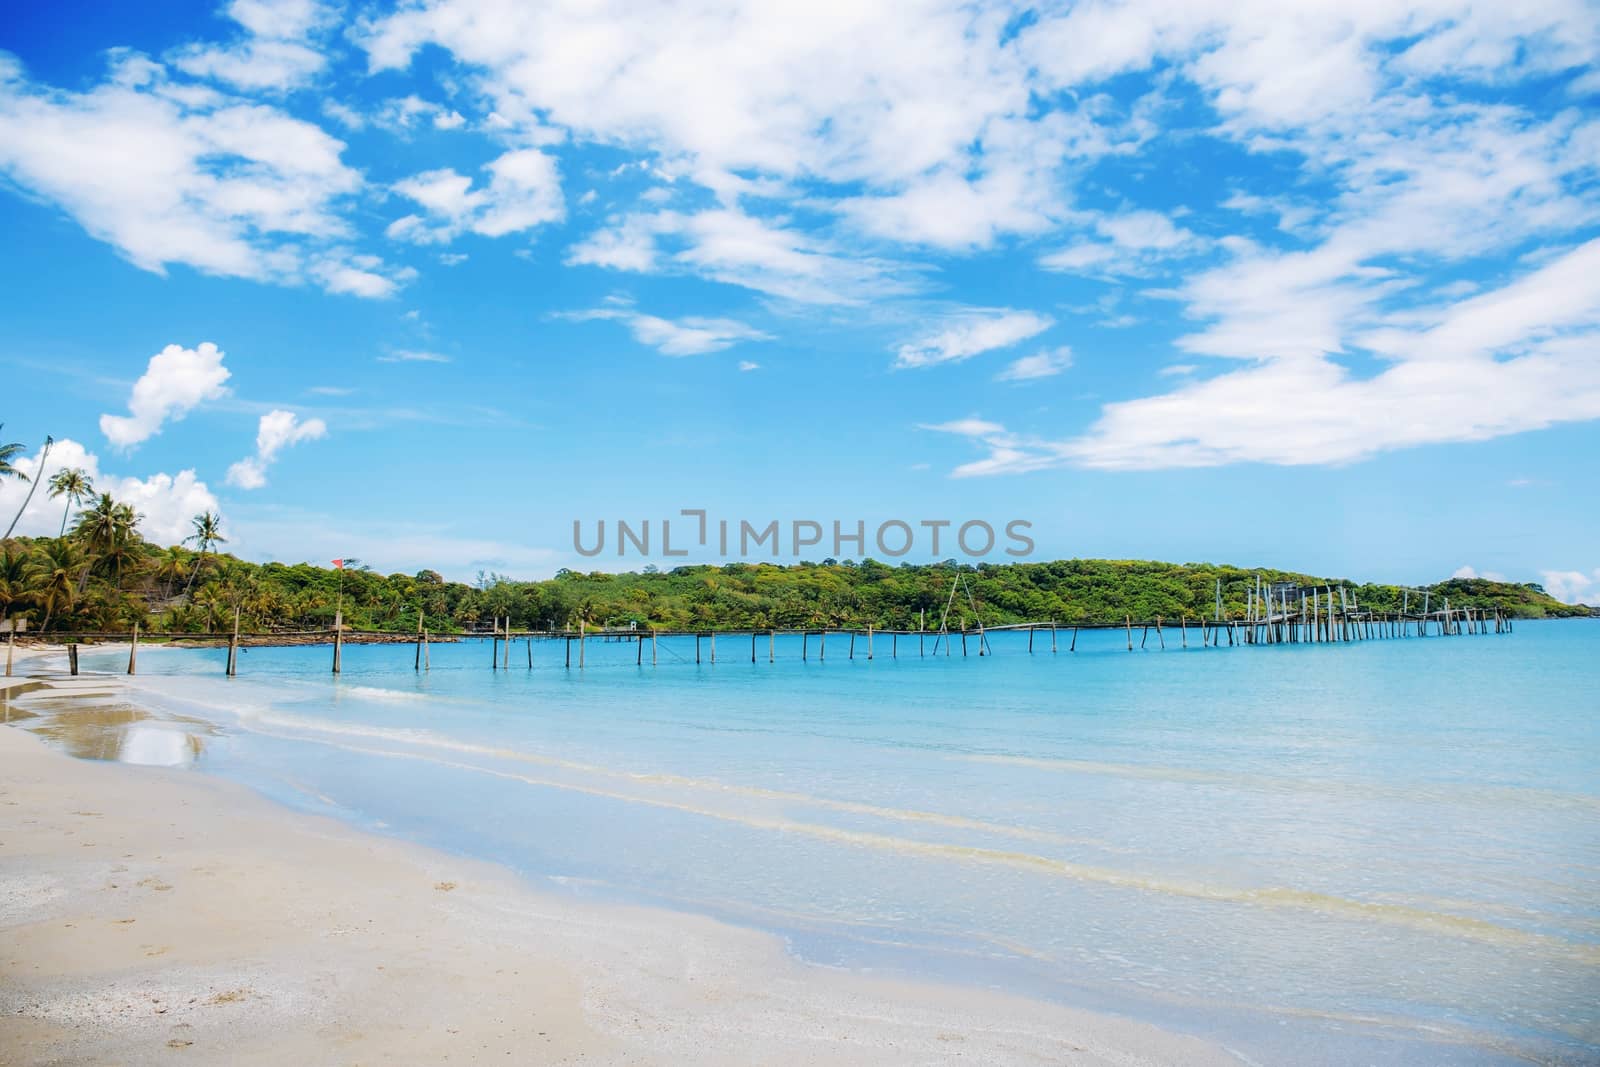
559, 305, 771, 356
0, 437, 219, 545
376, 350, 451, 363
360, 2, 1043, 190
169, 0, 332, 92
171, 39, 324, 93
226, 409, 327, 490
0, 51, 406, 298
355, 2, 1156, 257
309, 252, 414, 299
1041, 209, 1204, 276
919, 418, 1008, 437
1539, 568, 1600, 605
227, 0, 328, 40
388, 148, 564, 244
936, 232, 1600, 475
738, 360, 760, 372
895, 309, 1053, 369
996, 347, 1073, 382
99, 342, 231, 450
566, 213, 661, 272
568, 208, 909, 305
1451, 565, 1507, 582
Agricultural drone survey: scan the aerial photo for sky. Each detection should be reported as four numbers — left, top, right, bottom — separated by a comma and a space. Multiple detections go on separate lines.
1, 0, 1598, 599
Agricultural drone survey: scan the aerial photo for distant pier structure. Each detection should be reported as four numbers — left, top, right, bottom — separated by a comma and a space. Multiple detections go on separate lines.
20, 572, 1513, 678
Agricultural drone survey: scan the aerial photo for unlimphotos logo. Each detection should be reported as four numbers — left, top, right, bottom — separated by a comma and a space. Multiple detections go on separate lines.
574, 510, 1035, 560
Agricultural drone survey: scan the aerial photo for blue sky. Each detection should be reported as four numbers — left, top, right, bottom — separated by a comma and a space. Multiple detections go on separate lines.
2, 0, 1598, 599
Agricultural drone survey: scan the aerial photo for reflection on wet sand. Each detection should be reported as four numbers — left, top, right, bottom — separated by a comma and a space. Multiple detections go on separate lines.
3, 684, 213, 766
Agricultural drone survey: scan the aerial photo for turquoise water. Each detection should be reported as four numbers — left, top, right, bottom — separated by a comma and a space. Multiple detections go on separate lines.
37, 621, 1600, 1063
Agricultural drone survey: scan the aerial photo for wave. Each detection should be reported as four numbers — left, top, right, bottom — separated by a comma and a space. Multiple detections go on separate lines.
244, 721, 1600, 966
959, 753, 1600, 813
227, 708, 1121, 852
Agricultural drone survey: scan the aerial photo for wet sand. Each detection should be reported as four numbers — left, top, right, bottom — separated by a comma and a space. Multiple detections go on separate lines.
0, 675, 1241, 1066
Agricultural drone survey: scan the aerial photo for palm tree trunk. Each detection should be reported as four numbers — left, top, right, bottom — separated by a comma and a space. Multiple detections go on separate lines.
58, 500, 70, 538
4, 436, 52, 539
182, 549, 206, 597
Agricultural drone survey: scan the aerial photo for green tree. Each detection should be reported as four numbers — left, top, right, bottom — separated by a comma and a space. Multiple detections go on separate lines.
71, 493, 141, 591
0, 543, 30, 625
182, 511, 226, 596
25, 538, 87, 631
0, 424, 25, 485
2, 431, 51, 539
47, 467, 94, 537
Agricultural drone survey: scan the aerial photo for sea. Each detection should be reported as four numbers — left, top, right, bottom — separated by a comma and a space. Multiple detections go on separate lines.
10, 619, 1599, 1064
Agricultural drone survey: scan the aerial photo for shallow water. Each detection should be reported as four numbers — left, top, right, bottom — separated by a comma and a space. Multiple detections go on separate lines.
13, 621, 1600, 1064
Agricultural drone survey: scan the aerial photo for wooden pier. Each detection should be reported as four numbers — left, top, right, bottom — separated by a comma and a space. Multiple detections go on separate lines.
13, 583, 1512, 679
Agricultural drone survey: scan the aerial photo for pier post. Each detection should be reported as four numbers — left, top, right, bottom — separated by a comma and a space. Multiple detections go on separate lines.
638, 634, 645, 666
527, 637, 533, 668
1141, 624, 1148, 649
580, 621, 586, 669
892, 631, 897, 658
849, 632, 855, 660
5, 629, 11, 677
1071, 625, 1078, 652
503, 617, 511, 669
751, 632, 757, 663
1126, 614, 1133, 651
770, 629, 775, 663
1156, 617, 1164, 649
227, 606, 239, 676
423, 629, 430, 671
68, 642, 78, 676
960, 629, 967, 657
710, 631, 716, 665
803, 631, 808, 661
128, 623, 138, 675
491, 621, 499, 670
1051, 624, 1057, 653
1029, 627, 1034, 653
919, 610, 925, 657
696, 633, 701, 664
868, 625, 874, 660
332, 616, 343, 674
565, 635, 571, 669
1180, 616, 1187, 648
652, 629, 658, 666
415, 614, 424, 671
820, 631, 826, 661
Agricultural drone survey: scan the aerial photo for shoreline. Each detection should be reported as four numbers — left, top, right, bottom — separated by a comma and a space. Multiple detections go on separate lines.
0, 674, 1244, 1066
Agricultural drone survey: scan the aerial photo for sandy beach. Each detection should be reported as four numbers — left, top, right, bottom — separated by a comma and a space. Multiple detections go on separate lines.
0, 671, 1240, 1067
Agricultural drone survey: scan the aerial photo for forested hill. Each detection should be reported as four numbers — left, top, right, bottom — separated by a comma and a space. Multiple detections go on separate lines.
4, 533, 1589, 634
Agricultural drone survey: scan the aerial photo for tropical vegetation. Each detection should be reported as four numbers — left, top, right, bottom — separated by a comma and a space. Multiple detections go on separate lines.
0, 506, 1588, 636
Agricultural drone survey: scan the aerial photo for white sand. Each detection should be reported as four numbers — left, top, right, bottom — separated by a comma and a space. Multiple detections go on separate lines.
0, 675, 1242, 1066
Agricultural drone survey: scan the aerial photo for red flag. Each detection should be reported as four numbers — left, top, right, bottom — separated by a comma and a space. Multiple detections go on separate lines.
332, 559, 344, 569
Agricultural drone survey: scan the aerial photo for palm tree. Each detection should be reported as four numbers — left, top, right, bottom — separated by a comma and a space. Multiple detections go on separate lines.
25, 538, 87, 632
182, 511, 226, 596
0, 543, 29, 627
72, 493, 117, 592
47, 468, 93, 537
108, 501, 140, 589
3, 432, 51, 539
152, 545, 191, 599
0, 424, 25, 485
